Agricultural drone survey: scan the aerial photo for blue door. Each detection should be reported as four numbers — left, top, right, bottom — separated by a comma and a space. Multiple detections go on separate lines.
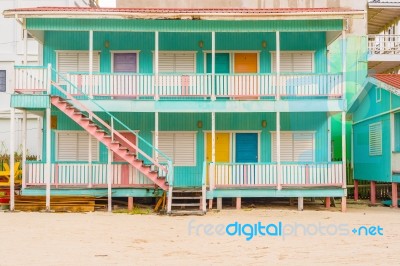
235, 133, 258, 163
206, 53, 230, 73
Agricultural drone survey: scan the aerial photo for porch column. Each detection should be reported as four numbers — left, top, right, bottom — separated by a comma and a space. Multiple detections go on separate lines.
211, 31, 215, 100
155, 112, 159, 162
107, 148, 112, 212
327, 114, 332, 161
22, 110, 27, 190
354, 180, 359, 201
9, 109, 16, 211
154, 31, 159, 100
342, 28, 346, 98
89, 30, 93, 98
37, 116, 42, 160
370, 181, 376, 205
23, 29, 28, 65
276, 112, 281, 190
276, 31, 280, 99
392, 183, 398, 208
341, 111, 346, 211
45, 107, 51, 211
88, 135, 92, 188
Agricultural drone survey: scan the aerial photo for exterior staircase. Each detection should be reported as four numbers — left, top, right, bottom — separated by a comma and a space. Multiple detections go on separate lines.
169, 188, 206, 216
50, 83, 170, 191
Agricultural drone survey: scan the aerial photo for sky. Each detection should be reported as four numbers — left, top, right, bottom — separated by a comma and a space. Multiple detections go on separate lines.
99, 0, 116, 7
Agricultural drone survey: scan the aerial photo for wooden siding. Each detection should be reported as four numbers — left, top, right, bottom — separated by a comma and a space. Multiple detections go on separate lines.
28, 18, 343, 32
353, 114, 392, 182
47, 111, 328, 187
43, 31, 329, 76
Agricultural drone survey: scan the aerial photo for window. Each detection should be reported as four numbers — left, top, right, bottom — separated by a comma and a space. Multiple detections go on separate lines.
0, 70, 6, 92
56, 131, 99, 161
157, 52, 196, 73
271, 52, 314, 73
113, 53, 138, 73
369, 122, 382, 156
271, 132, 315, 162
57, 51, 100, 76
376, 87, 382, 103
156, 132, 196, 166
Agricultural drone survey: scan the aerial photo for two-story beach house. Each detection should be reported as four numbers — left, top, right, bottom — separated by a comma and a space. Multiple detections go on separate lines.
3, 7, 365, 214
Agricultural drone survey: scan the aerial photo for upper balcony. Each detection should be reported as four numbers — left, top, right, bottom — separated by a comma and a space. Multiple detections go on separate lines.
368, 34, 400, 73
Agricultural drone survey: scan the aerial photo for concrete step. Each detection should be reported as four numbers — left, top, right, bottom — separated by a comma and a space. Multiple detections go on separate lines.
169, 210, 205, 216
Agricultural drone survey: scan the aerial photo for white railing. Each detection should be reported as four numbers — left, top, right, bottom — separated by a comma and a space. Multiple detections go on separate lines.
209, 162, 343, 188
213, 163, 277, 187
25, 163, 154, 187
65, 73, 343, 99
281, 162, 343, 186
392, 152, 400, 173
14, 66, 50, 93
368, 35, 400, 55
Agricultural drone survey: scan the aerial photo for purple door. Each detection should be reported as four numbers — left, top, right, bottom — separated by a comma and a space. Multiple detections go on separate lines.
113, 53, 137, 73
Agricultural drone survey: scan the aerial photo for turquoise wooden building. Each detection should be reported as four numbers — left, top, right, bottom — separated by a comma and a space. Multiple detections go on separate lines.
3, 7, 365, 213
348, 74, 400, 207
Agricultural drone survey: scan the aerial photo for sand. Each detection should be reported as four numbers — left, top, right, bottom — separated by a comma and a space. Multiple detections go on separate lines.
0, 202, 399, 265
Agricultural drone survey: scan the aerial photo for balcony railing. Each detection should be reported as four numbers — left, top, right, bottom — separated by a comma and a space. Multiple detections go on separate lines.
368, 34, 400, 55
25, 162, 154, 188
209, 162, 344, 189
13, 66, 343, 99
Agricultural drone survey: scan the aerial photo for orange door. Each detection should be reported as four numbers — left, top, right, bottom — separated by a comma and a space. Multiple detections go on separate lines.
233, 53, 258, 99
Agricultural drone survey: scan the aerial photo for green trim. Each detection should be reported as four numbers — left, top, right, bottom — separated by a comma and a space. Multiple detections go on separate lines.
11, 95, 50, 108
207, 188, 346, 198
27, 18, 343, 32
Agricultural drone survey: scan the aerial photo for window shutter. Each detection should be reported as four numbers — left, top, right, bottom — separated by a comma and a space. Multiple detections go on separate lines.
158, 53, 176, 73
293, 133, 314, 162
0, 70, 6, 92
158, 133, 175, 163
272, 132, 293, 162
77, 52, 100, 72
271, 52, 313, 73
113, 53, 137, 73
58, 51, 100, 75
157, 53, 196, 73
369, 122, 382, 156
57, 132, 99, 161
174, 133, 196, 166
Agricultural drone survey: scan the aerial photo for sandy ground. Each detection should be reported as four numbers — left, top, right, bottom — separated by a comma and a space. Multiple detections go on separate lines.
0, 202, 399, 266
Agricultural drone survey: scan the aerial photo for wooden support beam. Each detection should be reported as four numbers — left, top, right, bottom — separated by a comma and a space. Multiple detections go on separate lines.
217, 197, 222, 210
298, 197, 303, 211
392, 182, 398, 208
371, 181, 377, 204
236, 197, 241, 210
354, 180, 359, 201
325, 197, 331, 209
341, 196, 347, 212
208, 199, 213, 210
128, 197, 134, 211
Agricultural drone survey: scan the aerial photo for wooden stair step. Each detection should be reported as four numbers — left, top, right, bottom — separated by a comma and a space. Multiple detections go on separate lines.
171, 203, 201, 207
172, 196, 202, 200
169, 210, 205, 216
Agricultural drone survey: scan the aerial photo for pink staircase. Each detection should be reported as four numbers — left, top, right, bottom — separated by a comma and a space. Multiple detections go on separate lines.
50, 94, 169, 191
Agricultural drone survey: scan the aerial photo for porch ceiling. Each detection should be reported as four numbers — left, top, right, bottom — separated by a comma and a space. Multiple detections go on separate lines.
368, 60, 400, 74
368, 6, 400, 34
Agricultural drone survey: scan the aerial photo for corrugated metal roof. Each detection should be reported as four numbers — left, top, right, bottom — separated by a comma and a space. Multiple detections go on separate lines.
5, 6, 359, 14
374, 74, 400, 90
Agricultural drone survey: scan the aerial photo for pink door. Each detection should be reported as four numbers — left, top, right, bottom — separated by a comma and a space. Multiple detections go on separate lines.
113, 132, 136, 185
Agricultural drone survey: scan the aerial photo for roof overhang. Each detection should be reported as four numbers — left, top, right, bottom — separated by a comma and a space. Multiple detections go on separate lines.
368, 3, 400, 34
3, 7, 365, 21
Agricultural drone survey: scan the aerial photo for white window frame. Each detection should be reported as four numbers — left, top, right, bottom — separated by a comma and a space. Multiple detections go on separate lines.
56, 50, 101, 81
271, 131, 316, 162
56, 131, 99, 162
111, 50, 140, 73
376, 87, 382, 103
270, 51, 315, 73
153, 131, 197, 166
369, 122, 382, 156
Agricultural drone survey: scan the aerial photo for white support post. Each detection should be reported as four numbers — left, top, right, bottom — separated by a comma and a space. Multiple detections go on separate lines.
276, 31, 280, 100
211, 31, 216, 100
89, 30, 93, 98
107, 149, 112, 212
328, 114, 332, 162
45, 107, 51, 211
9, 109, 15, 211
342, 29, 347, 100
155, 112, 159, 162
23, 29, 28, 65
22, 110, 27, 190
276, 111, 281, 190
155, 31, 159, 100
88, 135, 92, 188
211, 112, 216, 189
342, 111, 346, 189
37, 116, 42, 160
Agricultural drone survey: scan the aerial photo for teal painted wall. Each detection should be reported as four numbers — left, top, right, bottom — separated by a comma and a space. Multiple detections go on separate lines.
395, 112, 400, 152
11, 95, 50, 109
353, 85, 391, 123
49, 111, 328, 187
353, 114, 392, 182
44, 31, 328, 75
28, 18, 343, 32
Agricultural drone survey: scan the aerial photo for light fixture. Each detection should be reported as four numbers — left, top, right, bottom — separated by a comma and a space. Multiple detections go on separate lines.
262, 40, 267, 49
197, 120, 203, 128
198, 40, 204, 48
261, 120, 267, 128
104, 40, 110, 48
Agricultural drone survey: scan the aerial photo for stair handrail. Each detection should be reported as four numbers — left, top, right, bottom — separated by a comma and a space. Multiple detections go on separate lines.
51, 68, 172, 174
